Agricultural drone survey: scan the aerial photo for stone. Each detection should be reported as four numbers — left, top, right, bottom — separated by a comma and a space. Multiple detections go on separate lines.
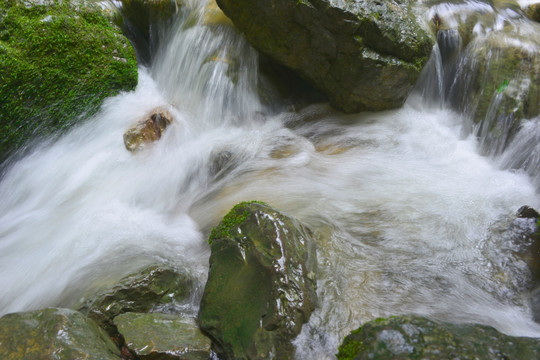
0, 0, 138, 162
123, 108, 173, 152
114, 312, 211, 360
337, 315, 540, 359
199, 201, 317, 359
215, 0, 434, 113
78, 265, 192, 337
525, 3, 540, 22
0, 307, 121, 360
117, 0, 178, 64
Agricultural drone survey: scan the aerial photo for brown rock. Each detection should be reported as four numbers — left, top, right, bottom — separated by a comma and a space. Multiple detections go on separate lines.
123, 108, 173, 152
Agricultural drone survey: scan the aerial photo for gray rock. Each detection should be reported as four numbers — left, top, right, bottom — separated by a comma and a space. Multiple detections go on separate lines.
215, 0, 434, 113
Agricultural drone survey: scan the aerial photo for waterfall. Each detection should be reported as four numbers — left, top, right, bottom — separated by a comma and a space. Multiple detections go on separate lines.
1, 0, 540, 358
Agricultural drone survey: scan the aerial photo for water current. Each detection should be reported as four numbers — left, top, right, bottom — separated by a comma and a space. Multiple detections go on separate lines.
1, 0, 540, 358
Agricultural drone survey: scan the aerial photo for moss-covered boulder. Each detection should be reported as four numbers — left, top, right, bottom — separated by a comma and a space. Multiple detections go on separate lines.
114, 312, 211, 360
215, 0, 434, 113
199, 201, 317, 359
0, 307, 121, 360
78, 265, 193, 337
337, 315, 540, 359
0, 0, 138, 162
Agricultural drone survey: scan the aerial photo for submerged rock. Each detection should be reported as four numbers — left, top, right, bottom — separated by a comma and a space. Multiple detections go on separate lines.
0, 307, 121, 360
78, 265, 192, 337
114, 312, 211, 360
0, 0, 138, 162
123, 108, 173, 152
199, 201, 317, 359
215, 0, 434, 113
337, 315, 540, 359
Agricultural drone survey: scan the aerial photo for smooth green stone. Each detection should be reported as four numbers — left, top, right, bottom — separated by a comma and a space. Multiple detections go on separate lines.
199, 201, 317, 360
337, 315, 540, 360
114, 312, 211, 360
78, 265, 193, 336
0, 307, 121, 360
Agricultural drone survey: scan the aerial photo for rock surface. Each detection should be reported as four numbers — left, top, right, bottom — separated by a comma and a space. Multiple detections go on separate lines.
114, 312, 212, 360
117, 0, 178, 64
0, 0, 138, 162
199, 201, 317, 359
78, 265, 192, 336
123, 108, 173, 151
337, 315, 540, 359
215, 0, 434, 113
0, 307, 121, 360
525, 3, 540, 22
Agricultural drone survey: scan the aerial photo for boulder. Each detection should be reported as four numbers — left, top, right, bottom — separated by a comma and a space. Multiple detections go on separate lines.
114, 312, 212, 360
117, 0, 178, 64
215, 0, 434, 113
0, 307, 121, 360
123, 108, 173, 152
78, 265, 192, 337
0, 0, 138, 162
337, 315, 540, 359
525, 3, 540, 22
199, 201, 317, 359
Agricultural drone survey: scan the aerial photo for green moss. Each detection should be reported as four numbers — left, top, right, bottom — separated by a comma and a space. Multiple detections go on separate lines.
208, 201, 268, 245
336, 338, 366, 360
0, 0, 138, 161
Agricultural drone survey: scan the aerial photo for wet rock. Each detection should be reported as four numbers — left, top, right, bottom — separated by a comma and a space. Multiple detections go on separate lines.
117, 0, 178, 64
0, 0, 137, 163
448, 27, 540, 156
0, 307, 121, 360
337, 315, 540, 359
199, 201, 317, 359
518, 205, 540, 219
78, 265, 192, 337
114, 312, 211, 360
123, 108, 173, 152
525, 3, 540, 22
215, 0, 434, 113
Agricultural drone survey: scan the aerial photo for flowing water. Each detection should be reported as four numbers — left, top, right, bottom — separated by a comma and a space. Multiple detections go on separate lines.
2, 0, 540, 358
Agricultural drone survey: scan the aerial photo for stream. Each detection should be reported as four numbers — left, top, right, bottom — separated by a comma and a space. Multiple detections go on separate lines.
1, 0, 540, 358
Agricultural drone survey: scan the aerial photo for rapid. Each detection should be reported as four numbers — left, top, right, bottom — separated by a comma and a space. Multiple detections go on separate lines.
1, 0, 540, 358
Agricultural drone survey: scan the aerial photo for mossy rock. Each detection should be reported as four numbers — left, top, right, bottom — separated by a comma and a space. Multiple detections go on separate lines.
0, 0, 138, 162
199, 201, 317, 359
215, 0, 434, 113
447, 27, 540, 156
337, 315, 540, 359
78, 265, 193, 337
114, 312, 212, 360
0, 307, 121, 360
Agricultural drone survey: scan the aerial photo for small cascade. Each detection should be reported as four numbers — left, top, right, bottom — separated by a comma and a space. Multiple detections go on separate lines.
421, 0, 540, 186
151, 0, 263, 129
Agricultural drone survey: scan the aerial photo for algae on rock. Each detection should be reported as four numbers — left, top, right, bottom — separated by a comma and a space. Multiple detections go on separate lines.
0, 0, 138, 162
199, 201, 318, 359
0, 307, 121, 360
78, 265, 193, 337
337, 315, 540, 359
